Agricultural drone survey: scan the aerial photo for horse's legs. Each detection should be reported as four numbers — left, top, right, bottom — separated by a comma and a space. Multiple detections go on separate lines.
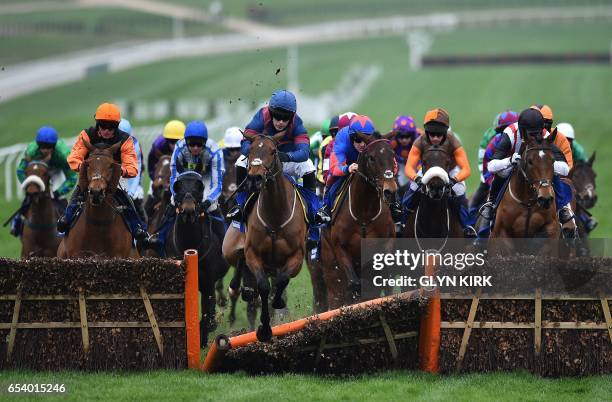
307, 259, 328, 313
228, 258, 244, 326
333, 245, 360, 302
246, 249, 272, 341
215, 279, 227, 307
271, 271, 289, 310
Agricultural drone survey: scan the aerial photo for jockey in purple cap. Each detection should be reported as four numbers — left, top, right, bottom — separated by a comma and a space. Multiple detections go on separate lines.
388, 115, 420, 188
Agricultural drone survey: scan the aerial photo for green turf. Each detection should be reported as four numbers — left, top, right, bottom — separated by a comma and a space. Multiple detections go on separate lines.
0, 370, 609, 401
0, 8, 223, 65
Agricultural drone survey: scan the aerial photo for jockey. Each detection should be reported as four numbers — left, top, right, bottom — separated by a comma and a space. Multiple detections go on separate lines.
222, 126, 243, 163
57, 102, 150, 245
144, 119, 185, 218
471, 110, 519, 210
149, 120, 225, 251
389, 115, 420, 187
11, 126, 77, 237
315, 115, 403, 225
556, 122, 588, 164
402, 108, 477, 238
118, 118, 147, 224
226, 89, 320, 258
320, 112, 356, 185
227, 89, 319, 225
318, 115, 339, 185
556, 122, 597, 232
482, 108, 574, 233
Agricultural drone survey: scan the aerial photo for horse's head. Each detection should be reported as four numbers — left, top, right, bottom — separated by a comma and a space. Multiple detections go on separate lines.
356, 134, 398, 203
22, 160, 51, 203
244, 132, 284, 191
152, 155, 172, 199
420, 145, 452, 200
173, 172, 204, 224
571, 152, 597, 209
520, 136, 555, 209
82, 138, 122, 206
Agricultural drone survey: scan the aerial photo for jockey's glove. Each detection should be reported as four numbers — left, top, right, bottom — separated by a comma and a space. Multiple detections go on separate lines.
553, 161, 569, 177
278, 152, 291, 163
511, 153, 521, 165
414, 176, 423, 187
202, 199, 212, 212
449, 176, 458, 187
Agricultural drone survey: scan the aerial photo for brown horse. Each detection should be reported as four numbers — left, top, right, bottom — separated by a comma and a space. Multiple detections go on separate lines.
19, 161, 61, 257
146, 155, 172, 236
402, 144, 463, 243
491, 137, 559, 250
241, 132, 307, 341
322, 135, 398, 310
57, 140, 138, 258
570, 153, 597, 236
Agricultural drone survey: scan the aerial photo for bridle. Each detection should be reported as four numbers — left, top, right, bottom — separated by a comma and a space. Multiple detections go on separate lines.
354, 139, 395, 197
510, 144, 553, 207
420, 146, 453, 198
24, 161, 51, 200
248, 135, 282, 185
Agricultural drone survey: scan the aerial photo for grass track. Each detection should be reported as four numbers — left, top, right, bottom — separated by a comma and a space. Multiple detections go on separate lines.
0, 370, 610, 401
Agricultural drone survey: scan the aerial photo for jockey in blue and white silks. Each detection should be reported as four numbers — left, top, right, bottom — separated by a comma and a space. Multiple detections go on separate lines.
150, 120, 226, 252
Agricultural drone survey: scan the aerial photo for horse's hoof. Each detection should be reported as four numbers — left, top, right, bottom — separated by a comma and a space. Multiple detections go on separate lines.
272, 298, 286, 310
242, 287, 257, 302
256, 325, 272, 342
217, 295, 228, 307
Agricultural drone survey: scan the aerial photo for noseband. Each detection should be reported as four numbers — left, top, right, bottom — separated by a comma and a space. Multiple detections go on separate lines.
249, 135, 282, 184
355, 139, 394, 196
518, 145, 553, 201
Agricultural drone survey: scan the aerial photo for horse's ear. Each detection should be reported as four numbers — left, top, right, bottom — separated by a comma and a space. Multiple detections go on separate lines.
271, 130, 286, 143
108, 141, 122, 155
360, 133, 374, 144
382, 130, 395, 140
108, 163, 121, 193
588, 151, 596, 166
242, 131, 257, 142
81, 135, 95, 152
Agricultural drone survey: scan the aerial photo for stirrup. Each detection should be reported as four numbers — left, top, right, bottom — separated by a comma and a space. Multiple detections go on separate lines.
558, 207, 575, 224
585, 217, 598, 233
226, 205, 243, 220
463, 226, 477, 238
314, 209, 331, 225
57, 216, 69, 233
479, 201, 495, 219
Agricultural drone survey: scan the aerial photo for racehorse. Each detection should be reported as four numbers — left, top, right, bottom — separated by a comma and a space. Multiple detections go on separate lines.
402, 144, 464, 243
57, 141, 137, 258
491, 136, 560, 250
241, 132, 307, 341
146, 155, 172, 236
19, 161, 61, 257
162, 172, 229, 347
570, 152, 597, 239
322, 135, 397, 310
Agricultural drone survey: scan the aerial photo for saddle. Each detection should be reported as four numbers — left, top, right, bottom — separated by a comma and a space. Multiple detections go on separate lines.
330, 174, 354, 224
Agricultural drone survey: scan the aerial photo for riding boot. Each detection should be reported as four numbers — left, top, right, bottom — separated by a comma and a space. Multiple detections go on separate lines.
226, 166, 247, 222
209, 207, 227, 241
144, 195, 157, 219
10, 215, 23, 237
479, 175, 504, 220
389, 192, 405, 225
401, 186, 420, 213
57, 186, 83, 233
578, 210, 598, 233
134, 198, 148, 225
450, 194, 477, 238
147, 205, 176, 252
115, 190, 149, 245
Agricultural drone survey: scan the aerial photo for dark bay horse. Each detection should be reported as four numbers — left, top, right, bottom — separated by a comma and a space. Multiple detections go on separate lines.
402, 144, 463, 244
570, 152, 597, 239
57, 141, 137, 258
241, 132, 307, 341
19, 161, 61, 257
322, 135, 398, 310
491, 137, 559, 251
163, 172, 229, 347
146, 155, 172, 236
